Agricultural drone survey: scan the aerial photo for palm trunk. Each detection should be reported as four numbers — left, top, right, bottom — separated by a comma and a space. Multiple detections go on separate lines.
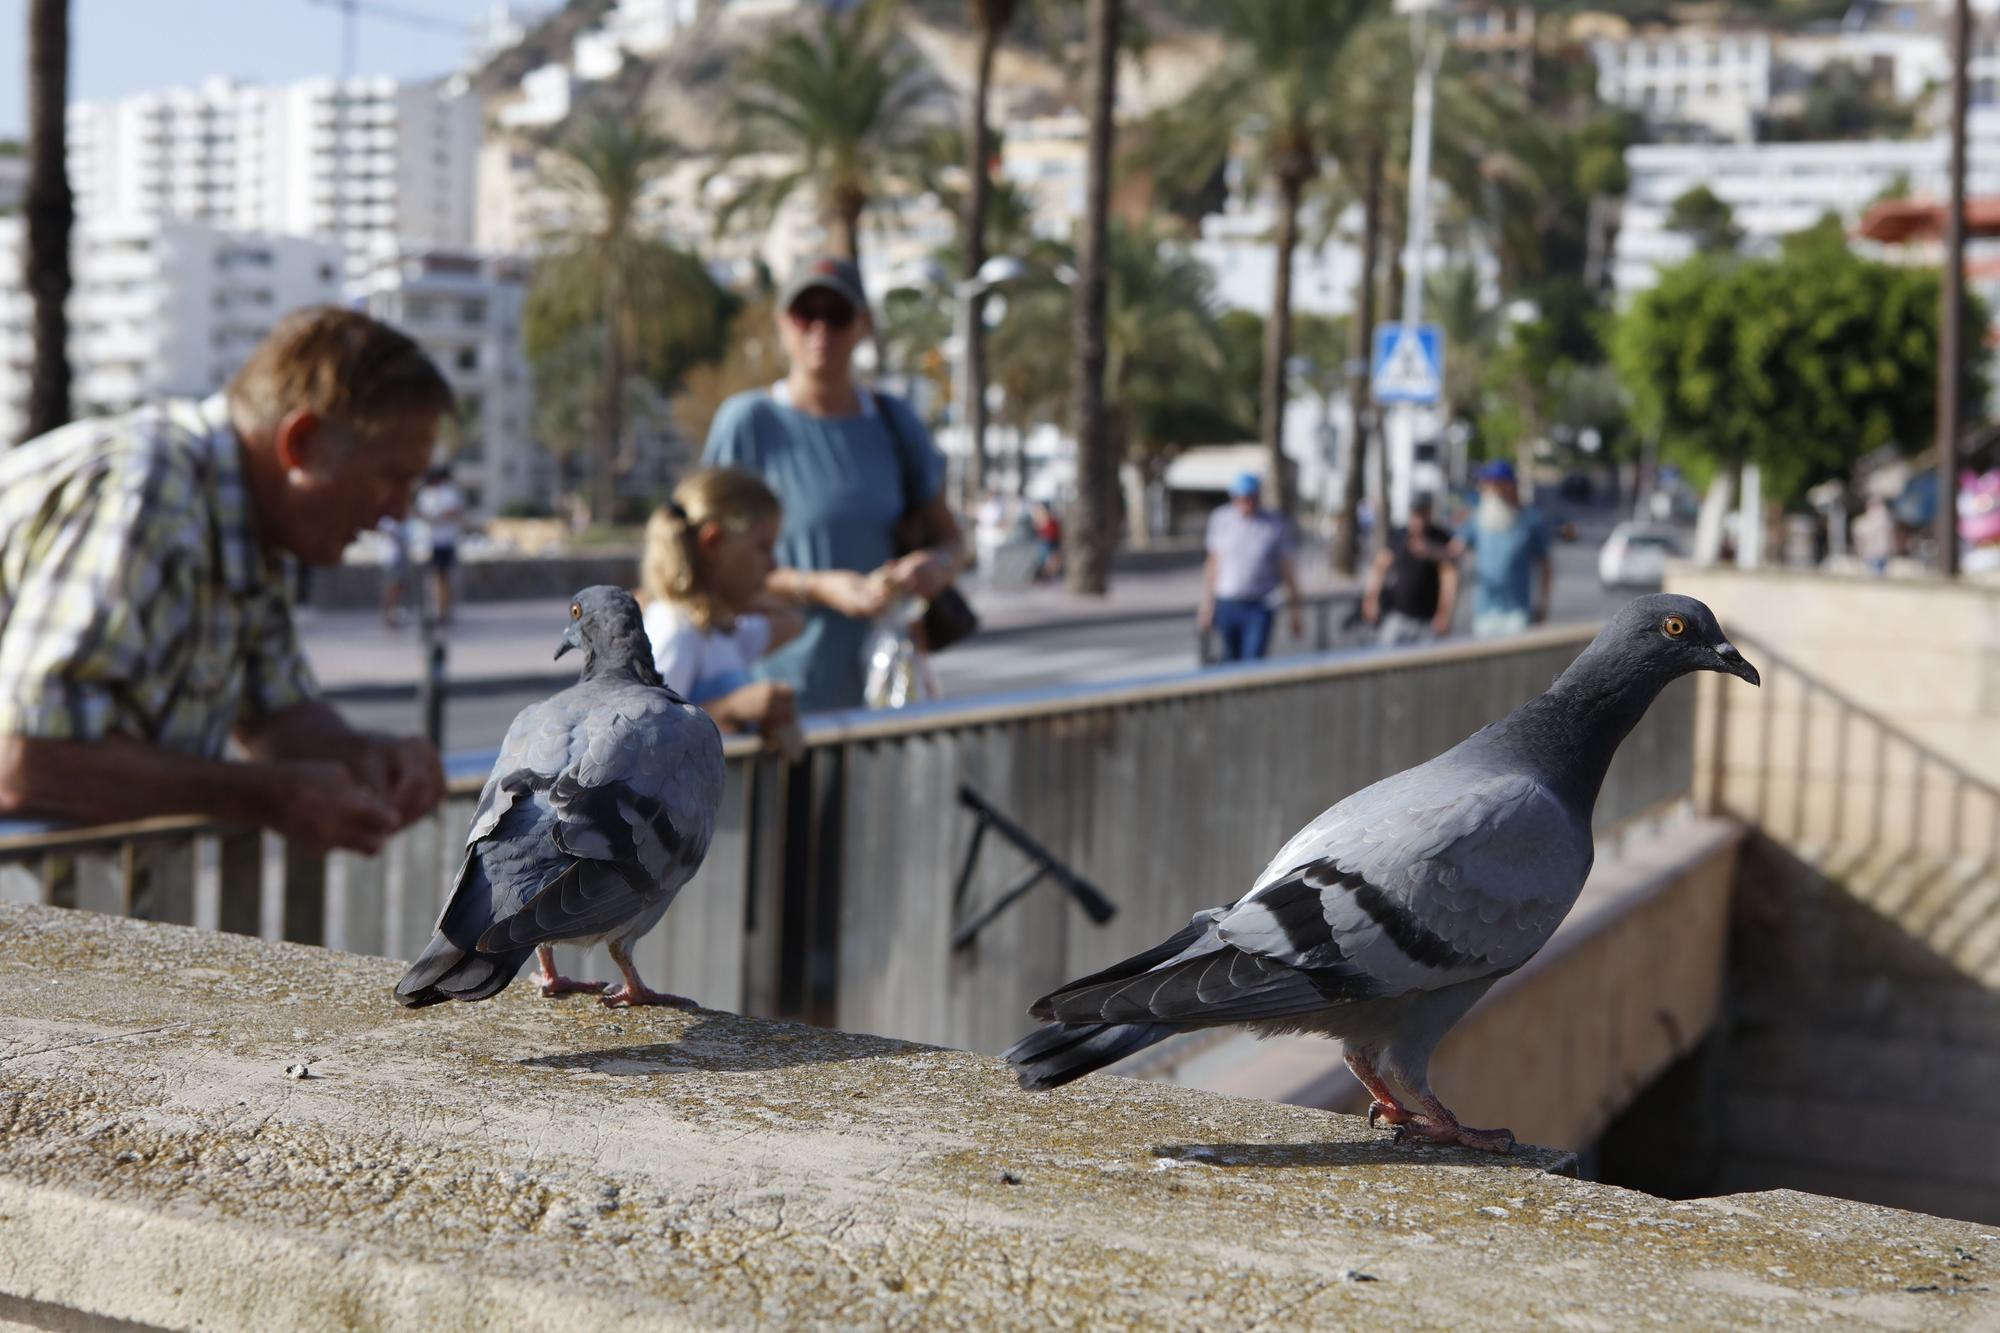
962, 15, 1003, 499
1261, 168, 1305, 519
595, 283, 624, 526
835, 199, 863, 265
1065, 0, 1120, 597
1336, 142, 1384, 577
23, 0, 73, 443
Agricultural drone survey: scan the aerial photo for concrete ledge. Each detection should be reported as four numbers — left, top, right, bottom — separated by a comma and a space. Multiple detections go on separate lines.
1, 903, 1994, 1330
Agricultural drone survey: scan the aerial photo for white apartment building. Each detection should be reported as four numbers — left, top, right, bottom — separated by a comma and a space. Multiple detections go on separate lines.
1590, 26, 1776, 141
353, 250, 544, 519
1613, 120, 2000, 296
0, 218, 343, 445
66, 75, 481, 272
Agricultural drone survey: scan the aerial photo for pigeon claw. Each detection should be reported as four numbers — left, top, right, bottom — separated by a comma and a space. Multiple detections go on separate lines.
1367, 1100, 1414, 1128
600, 984, 698, 1009
1388, 1117, 1516, 1154
536, 973, 610, 998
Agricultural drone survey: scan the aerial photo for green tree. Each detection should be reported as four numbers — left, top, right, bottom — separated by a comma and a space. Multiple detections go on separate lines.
709, 0, 940, 266
1614, 219, 1985, 504
1141, 0, 1381, 518
1764, 61, 1917, 142
1666, 185, 1742, 255
525, 114, 734, 521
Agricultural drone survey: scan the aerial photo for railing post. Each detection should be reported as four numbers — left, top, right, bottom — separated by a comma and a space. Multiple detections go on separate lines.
282, 841, 327, 946
215, 829, 263, 937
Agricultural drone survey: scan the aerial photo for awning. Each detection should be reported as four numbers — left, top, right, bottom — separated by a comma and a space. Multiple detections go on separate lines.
1161, 444, 1267, 494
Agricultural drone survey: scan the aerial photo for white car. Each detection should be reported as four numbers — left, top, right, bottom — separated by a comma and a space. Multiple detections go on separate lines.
1598, 522, 1682, 590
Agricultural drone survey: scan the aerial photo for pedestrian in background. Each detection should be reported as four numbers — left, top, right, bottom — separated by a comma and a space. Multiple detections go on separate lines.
701, 256, 966, 712
639, 467, 803, 741
415, 466, 465, 625
1451, 460, 1552, 639
1363, 492, 1457, 647
0, 306, 450, 853
378, 515, 413, 628
1198, 472, 1303, 663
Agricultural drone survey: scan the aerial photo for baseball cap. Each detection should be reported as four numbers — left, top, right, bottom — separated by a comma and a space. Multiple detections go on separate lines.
778, 256, 870, 319
1475, 459, 1517, 484
1228, 471, 1263, 498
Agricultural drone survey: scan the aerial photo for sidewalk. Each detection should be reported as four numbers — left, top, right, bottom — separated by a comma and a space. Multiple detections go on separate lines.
302, 544, 1356, 693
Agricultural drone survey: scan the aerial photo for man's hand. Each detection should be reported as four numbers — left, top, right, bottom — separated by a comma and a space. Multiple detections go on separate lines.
1432, 611, 1453, 637
348, 735, 444, 827
812, 569, 896, 620
1197, 600, 1215, 634
265, 761, 401, 855
1287, 604, 1305, 640
1362, 594, 1379, 625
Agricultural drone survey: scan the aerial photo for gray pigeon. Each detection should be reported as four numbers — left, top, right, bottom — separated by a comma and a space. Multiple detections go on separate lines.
1006, 594, 1758, 1152
395, 586, 724, 1010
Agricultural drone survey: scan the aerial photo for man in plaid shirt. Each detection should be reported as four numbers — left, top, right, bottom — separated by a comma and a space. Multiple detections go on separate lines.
0, 307, 455, 854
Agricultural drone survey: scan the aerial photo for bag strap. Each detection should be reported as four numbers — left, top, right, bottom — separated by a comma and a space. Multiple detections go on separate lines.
868, 387, 930, 517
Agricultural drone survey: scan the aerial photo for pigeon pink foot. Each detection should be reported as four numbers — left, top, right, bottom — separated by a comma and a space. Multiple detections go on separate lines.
533, 946, 607, 998
600, 982, 698, 1009
1389, 1093, 1515, 1154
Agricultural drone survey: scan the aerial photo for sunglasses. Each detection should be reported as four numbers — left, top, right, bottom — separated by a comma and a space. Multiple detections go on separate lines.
787, 297, 857, 331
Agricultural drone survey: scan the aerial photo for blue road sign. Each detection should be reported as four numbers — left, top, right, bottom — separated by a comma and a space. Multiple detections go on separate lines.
1372, 323, 1445, 405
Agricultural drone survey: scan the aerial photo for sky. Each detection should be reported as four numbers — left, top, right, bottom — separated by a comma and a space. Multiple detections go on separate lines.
0, 0, 552, 140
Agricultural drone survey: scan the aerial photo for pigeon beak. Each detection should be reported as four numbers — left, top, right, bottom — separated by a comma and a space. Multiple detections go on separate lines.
554, 624, 582, 661
1713, 641, 1760, 687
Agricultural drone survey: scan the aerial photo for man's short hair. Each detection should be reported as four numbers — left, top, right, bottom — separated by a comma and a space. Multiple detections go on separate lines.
228, 306, 456, 447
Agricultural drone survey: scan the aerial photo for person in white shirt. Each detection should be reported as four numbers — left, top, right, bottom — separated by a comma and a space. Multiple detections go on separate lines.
414, 467, 466, 623
639, 468, 805, 741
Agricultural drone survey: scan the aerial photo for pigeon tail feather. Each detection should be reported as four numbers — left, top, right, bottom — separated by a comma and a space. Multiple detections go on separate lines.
393, 934, 530, 1008
1005, 1021, 1174, 1090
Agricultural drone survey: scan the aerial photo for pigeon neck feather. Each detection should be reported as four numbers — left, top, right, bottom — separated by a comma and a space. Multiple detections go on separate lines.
581, 637, 665, 688
1503, 640, 1674, 814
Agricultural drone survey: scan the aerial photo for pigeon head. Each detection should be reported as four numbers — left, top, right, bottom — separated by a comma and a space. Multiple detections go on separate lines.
555, 585, 657, 680
1582, 593, 1759, 687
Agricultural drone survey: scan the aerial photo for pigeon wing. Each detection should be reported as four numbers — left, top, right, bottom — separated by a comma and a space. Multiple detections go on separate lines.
474, 689, 724, 952
1216, 768, 1593, 1000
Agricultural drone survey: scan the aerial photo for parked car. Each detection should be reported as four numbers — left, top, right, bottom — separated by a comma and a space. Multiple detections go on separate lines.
1598, 522, 1683, 589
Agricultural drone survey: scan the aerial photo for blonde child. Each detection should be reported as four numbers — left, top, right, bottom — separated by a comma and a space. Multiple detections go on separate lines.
640, 469, 804, 739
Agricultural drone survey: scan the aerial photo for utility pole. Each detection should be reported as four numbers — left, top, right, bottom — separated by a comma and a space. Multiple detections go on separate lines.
1938, 0, 1970, 578
1386, 0, 1448, 528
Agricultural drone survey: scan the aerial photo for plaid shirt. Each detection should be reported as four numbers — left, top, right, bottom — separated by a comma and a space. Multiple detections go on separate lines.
0, 395, 317, 758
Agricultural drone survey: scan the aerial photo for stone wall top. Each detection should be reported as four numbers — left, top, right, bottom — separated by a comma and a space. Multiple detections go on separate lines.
1, 903, 1993, 1330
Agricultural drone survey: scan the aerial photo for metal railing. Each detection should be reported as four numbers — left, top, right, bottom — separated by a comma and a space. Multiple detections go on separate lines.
0, 625, 1694, 1053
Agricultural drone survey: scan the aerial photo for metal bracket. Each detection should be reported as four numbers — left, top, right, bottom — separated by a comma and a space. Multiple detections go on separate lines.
951, 785, 1116, 952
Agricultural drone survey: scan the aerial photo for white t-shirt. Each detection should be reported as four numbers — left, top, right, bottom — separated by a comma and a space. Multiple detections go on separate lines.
416, 481, 465, 547
642, 600, 773, 705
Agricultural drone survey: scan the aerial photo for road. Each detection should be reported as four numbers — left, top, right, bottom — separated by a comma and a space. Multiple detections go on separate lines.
332, 509, 1637, 757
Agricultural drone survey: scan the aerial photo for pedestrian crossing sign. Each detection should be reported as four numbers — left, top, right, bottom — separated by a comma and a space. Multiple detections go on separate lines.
1371, 323, 1445, 405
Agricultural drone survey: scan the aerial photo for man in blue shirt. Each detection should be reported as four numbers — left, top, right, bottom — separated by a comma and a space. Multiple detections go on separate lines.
1198, 472, 1302, 662
1451, 460, 1551, 639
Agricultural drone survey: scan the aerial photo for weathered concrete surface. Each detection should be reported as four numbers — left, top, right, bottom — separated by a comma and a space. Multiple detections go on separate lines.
1, 904, 1995, 1331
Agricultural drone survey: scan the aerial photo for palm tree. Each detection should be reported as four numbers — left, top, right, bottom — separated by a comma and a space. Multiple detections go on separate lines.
526, 113, 733, 522
1066, 0, 1120, 595
1142, 0, 1380, 519
23, 0, 72, 443
961, 0, 1022, 499
710, 0, 939, 268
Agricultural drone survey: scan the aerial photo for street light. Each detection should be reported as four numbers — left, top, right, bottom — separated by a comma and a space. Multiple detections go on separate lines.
1384, 0, 1455, 529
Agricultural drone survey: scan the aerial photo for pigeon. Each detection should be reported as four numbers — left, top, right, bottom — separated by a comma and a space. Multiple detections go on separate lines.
1005, 594, 1759, 1152
395, 586, 725, 1010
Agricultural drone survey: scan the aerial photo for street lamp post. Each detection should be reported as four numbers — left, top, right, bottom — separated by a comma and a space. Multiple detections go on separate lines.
1387, 0, 1451, 528
952, 255, 1028, 507
1938, 0, 1970, 578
